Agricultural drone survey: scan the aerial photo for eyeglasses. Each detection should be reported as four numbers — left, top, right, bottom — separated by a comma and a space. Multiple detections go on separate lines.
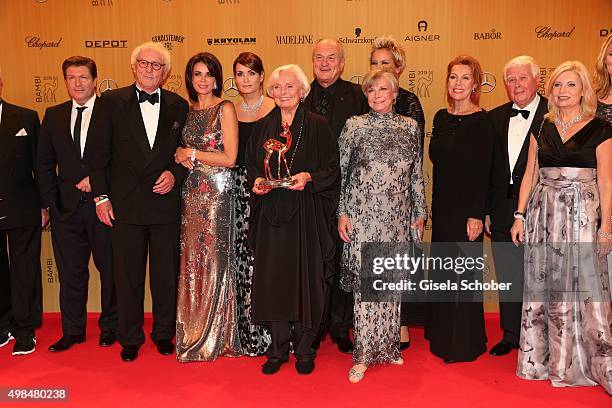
136, 59, 165, 71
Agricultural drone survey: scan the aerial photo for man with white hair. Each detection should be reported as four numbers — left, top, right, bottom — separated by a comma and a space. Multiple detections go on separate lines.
485, 56, 548, 357
89, 42, 188, 362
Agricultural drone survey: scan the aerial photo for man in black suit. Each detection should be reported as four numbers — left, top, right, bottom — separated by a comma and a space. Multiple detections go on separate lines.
38, 56, 117, 352
304, 38, 369, 354
0, 67, 47, 356
485, 56, 548, 356
89, 42, 188, 362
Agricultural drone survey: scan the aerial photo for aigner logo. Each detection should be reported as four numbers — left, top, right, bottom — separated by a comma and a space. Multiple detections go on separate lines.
481, 72, 496, 94
163, 74, 183, 93
405, 21, 440, 42
338, 28, 374, 45
25, 36, 62, 50
407, 70, 433, 98
275, 34, 313, 45
535, 26, 575, 40
223, 77, 239, 97
91, 0, 114, 5
34, 75, 58, 103
474, 28, 502, 40
98, 79, 118, 94
206, 37, 255, 46
152, 34, 185, 51
85, 40, 127, 48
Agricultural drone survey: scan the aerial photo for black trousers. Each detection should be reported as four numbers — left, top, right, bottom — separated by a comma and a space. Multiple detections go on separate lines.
111, 222, 179, 346
0, 224, 42, 338
267, 321, 315, 361
324, 238, 353, 341
51, 201, 116, 337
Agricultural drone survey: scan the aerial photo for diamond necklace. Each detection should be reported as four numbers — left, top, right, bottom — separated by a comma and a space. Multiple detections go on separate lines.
241, 95, 264, 115
555, 113, 582, 142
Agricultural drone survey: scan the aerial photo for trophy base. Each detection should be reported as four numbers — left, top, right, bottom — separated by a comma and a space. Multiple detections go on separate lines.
259, 178, 297, 190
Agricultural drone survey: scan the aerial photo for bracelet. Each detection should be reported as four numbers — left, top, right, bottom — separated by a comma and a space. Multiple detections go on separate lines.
598, 230, 612, 240
190, 148, 196, 163
513, 211, 525, 222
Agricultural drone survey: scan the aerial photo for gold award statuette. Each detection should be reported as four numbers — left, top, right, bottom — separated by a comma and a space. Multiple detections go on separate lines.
259, 122, 297, 190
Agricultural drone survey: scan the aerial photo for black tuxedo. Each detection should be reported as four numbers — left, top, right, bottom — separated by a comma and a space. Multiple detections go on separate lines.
488, 95, 548, 345
0, 100, 42, 339
89, 85, 188, 346
37, 97, 117, 338
304, 77, 369, 343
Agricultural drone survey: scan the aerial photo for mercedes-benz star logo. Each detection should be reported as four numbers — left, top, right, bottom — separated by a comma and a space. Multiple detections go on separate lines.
98, 79, 118, 94
481, 72, 496, 94
223, 77, 238, 97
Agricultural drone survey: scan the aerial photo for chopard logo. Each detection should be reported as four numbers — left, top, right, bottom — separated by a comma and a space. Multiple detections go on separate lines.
206, 37, 255, 46
534, 26, 575, 40
223, 77, 239, 97
98, 79, 118, 93
481, 72, 496, 94
25, 36, 62, 49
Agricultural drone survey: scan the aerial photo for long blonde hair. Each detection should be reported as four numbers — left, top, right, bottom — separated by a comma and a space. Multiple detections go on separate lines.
544, 61, 596, 122
593, 35, 612, 100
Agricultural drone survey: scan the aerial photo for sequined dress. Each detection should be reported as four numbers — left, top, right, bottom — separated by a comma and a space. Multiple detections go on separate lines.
338, 111, 427, 366
596, 101, 612, 123
176, 101, 242, 361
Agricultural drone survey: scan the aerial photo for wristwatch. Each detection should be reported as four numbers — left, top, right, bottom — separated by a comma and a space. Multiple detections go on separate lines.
513, 211, 525, 222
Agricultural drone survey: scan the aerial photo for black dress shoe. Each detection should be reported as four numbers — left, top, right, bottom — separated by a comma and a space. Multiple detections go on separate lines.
489, 341, 518, 356
261, 358, 288, 375
48, 335, 85, 352
13, 337, 36, 356
400, 340, 411, 350
154, 339, 174, 356
335, 337, 354, 354
0, 330, 14, 348
443, 358, 457, 364
295, 360, 315, 375
120, 345, 139, 362
99, 330, 117, 347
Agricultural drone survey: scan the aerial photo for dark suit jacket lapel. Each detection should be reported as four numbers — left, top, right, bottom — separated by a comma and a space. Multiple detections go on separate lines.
501, 103, 512, 180
58, 101, 81, 160
0, 104, 20, 162
330, 79, 349, 134
151, 90, 171, 159
122, 85, 153, 162
513, 96, 547, 178
82, 97, 101, 160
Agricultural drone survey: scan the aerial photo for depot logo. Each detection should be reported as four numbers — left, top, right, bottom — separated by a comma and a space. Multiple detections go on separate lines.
85, 40, 128, 48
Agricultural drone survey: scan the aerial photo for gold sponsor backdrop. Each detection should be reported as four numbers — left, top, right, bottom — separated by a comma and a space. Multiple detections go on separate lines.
0, 0, 609, 313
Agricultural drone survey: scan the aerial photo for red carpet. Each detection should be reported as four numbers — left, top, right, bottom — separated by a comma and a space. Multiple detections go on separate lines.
0, 313, 608, 407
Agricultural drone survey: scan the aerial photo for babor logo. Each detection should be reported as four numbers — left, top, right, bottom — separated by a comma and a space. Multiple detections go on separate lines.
98, 79, 118, 93
34, 76, 58, 103
223, 77, 239, 97
418, 20, 428, 32
163, 74, 182, 93
481, 72, 496, 94
474, 29, 502, 40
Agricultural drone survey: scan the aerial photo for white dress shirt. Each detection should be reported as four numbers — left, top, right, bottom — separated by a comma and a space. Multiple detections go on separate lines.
508, 94, 540, 184
135, 87, 161, 148
71, 94, 96, 156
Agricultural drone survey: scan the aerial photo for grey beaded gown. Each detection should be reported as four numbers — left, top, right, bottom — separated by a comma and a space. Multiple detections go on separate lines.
176, 101, 242, 361
338, 111, 427, 366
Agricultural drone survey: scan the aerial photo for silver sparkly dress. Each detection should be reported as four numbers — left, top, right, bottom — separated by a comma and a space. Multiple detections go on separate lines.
176, 101, 242, 361
338, 111, 427, 366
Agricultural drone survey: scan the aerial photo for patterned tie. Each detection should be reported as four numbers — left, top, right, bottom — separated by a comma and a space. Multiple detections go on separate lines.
316, 89, 329, 117
73, 106, 87, 159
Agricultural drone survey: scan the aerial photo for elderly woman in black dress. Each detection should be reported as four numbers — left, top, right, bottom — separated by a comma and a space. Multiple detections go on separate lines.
245, 64, 339, 375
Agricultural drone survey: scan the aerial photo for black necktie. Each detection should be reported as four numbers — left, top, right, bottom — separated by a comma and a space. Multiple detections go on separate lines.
73, 106, 87, 159
138, 89, 159, 105
316, 89, 329, 117
510, 108, 530, 119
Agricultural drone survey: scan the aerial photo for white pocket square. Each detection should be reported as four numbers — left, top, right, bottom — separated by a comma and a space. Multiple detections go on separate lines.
15, 128, 28, 137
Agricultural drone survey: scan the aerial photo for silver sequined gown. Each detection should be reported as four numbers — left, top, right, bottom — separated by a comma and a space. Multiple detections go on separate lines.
338, 111, 427, 366
176, 101, 242, 361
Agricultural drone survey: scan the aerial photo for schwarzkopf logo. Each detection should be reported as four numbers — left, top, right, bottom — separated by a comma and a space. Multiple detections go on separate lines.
98, 79, 118, 93
338, 28, 374, 45
407, 70, 433, 98
276, 34, 313, 45
474, 29, 502, 40
535, 26, 575, 40
34, 75, 58, 103
206, 37, 255, 46
85, 40, 127, 48
91, 0, 114, 5
405, 21, 440, 42
163, 74, 182, 93
25, 36, 62, 50
152, 34, 185, 51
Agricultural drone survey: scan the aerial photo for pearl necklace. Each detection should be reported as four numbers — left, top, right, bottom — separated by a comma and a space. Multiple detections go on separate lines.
241, 95, 264, 115
555, 114, 582, 142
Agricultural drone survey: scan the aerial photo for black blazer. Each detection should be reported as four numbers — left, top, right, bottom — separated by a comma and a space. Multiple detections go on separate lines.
37, 98, 102, 220
89, 85, 189, 225
0, 101, 41, 229
304, 78, 369, 139
488, 96, 548, 236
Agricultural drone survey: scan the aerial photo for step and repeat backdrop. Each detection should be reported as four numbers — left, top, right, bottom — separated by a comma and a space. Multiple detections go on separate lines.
1, 0, 610, 312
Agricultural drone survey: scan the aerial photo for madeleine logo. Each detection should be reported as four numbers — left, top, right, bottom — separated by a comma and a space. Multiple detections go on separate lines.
275, 34, 313, 45
34, 75, 58, 103
25, 36, 62, 50
152, 34, 185, 51
535, 26, 575, 40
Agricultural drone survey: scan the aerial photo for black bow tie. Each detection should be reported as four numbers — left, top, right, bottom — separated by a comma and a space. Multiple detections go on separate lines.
138, 90, 159, 105
510, 108, 530, 119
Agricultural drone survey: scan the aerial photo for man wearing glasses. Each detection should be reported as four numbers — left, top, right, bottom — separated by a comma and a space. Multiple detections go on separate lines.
89, 42, 188, 362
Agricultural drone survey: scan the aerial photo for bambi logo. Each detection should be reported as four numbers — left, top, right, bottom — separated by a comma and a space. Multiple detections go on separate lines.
481, 72, 496, 94
223, 77, 239, 97
349, 75, 364, 85
34, 76, 58, 103
418, 20, 428, 32
163, 74, 182, 93
98, 79, 118, 94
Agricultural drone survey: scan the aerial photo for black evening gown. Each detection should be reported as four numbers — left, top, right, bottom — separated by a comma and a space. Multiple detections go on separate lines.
426, 109, 494, 362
